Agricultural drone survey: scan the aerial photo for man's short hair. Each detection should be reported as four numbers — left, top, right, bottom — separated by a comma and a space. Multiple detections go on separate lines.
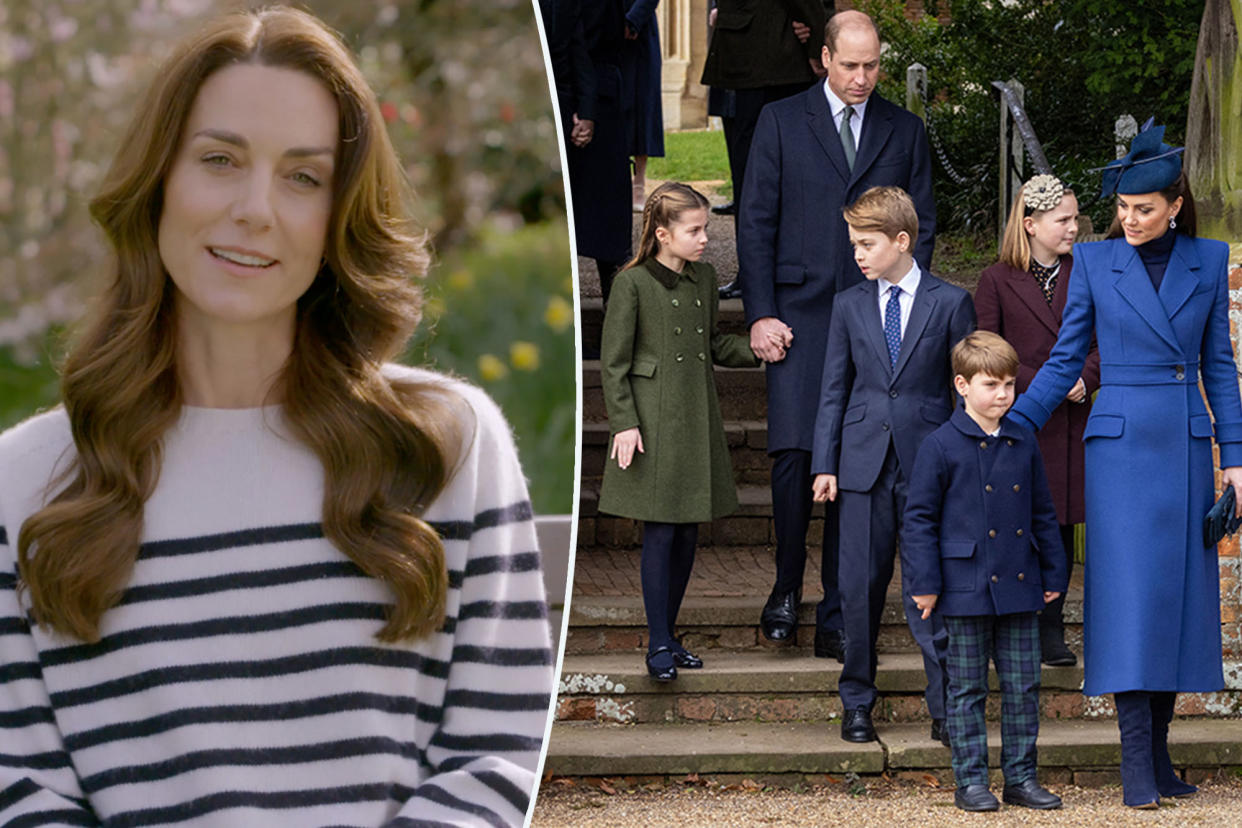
842, 186, 918, 241
825, 11, 881, 54
951, 331, 1020, 382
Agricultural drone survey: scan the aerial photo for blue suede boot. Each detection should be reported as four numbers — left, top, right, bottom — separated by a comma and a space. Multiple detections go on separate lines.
1114, 691, 1159, 808
1150, 692, 1197, 797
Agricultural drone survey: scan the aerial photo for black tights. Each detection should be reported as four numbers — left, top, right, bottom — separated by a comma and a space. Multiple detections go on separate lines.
640, 521, 698, 653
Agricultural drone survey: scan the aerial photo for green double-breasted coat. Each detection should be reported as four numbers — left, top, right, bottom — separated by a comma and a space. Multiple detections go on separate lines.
598, 258, 759, 523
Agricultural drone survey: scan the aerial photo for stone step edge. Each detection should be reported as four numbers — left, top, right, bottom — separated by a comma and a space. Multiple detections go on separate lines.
544, 719, 1242, 776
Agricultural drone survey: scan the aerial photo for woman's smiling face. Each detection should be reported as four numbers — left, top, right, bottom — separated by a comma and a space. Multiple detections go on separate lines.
157, 63, 338, 332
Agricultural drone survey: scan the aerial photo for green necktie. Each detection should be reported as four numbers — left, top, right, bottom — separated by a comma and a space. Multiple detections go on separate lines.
841, 105, 856, 171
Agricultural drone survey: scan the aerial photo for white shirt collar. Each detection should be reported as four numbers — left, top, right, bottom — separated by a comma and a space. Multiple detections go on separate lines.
823, 82, 869, 125
883, 260, 921, 297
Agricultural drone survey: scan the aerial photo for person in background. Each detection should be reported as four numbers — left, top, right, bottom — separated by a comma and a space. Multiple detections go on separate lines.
621, 0, 664, 211
974, 174, 1098, 666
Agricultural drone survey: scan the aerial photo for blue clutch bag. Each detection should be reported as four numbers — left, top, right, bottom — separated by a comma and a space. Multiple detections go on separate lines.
1204, 486, 1241, 548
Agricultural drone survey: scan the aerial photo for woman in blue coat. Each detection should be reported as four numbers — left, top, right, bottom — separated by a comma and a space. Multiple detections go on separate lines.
1009, 122, 1242, 808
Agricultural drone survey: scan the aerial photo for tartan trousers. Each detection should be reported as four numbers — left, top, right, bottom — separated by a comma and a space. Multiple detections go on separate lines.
944, 612, 1041, 787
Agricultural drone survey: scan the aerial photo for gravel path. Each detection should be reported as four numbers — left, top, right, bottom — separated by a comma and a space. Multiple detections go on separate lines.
533, 775, 1242, 826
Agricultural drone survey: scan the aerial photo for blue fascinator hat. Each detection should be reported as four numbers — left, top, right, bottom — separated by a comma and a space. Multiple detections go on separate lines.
1097, 118, 1184, 197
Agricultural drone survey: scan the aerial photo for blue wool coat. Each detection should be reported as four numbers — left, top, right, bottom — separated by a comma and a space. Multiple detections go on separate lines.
902, 407, 1069, 617
1009, 235, 1242, 695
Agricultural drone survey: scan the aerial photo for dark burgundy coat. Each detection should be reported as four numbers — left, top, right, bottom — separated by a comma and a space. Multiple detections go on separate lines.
974, 256, 1099, 525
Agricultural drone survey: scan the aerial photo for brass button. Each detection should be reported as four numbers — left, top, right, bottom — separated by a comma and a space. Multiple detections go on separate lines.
675, 353, 684, 362
672, 299, 680, 307
695, 298, 702, 307
985, 484, 993, 492
1013, 484, 1020, 492
988, 529, 997, 538
674, 326, 682, 335
697, 352, 706, 361
991, 574, 999, 583
1018, 573, 1026, 581
1007, 439, 1014, 446
979, 441, 987, 449
1016, 528, 1024, 536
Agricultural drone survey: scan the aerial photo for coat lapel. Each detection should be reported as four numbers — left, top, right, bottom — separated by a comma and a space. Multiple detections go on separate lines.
1158, 234, 1202, 322
850, 95, 893, 188
859, 281, 893, 375
1005, 264, 1060, 336
892, 277, 936, 380
1111, 241, 1180, 353
805, 86, 850, 183
1050, 252, 1074, 323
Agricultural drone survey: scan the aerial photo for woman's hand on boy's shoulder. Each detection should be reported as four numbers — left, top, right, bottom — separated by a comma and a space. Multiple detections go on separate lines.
611, 427, 644, 470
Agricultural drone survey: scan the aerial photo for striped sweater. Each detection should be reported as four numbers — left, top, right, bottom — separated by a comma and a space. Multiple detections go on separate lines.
0, 369, 554, 827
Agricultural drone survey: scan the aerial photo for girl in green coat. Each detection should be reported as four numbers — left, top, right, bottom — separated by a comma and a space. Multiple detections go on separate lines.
599, 182, 760, 681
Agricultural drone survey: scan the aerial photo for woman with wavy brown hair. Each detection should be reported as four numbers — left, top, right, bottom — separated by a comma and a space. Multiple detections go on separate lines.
0, 7, 552, 826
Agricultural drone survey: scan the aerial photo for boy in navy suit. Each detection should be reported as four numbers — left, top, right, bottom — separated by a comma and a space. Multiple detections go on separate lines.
811, 186, 975, 747
903, 330, 1068, 812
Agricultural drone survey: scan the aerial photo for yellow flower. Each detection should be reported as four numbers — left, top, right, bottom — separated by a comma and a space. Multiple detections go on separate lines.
510, 341, 540, 371
478, 353, 509, 382
544, 295, 573, 332
447, 269, 474, 291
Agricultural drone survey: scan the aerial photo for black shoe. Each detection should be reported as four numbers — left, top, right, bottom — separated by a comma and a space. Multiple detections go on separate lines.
670, 642, 703, 669
1040, 632, 1077, 667
710, 201, 736, 216
840, 708, 877, 743
954, 785, 999, 811
1002, 778, 1062, 809
760, 588, 799, 642
813, 628, 845, 662
931, 718, 951, 747
718, 280, 743, 300
645, 646, 677, 682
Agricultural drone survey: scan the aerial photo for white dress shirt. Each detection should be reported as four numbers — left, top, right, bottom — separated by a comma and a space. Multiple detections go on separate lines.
877, 260, 921, 338
823, 82, 867, 150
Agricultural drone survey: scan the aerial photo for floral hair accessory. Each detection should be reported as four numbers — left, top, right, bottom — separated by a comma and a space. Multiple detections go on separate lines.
1023, 174, 1064, 213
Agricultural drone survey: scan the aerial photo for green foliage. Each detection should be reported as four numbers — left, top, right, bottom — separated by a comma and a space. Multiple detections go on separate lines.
406, 219, 576, 514
860, 0, 1203, 235
647, 130, 731, 186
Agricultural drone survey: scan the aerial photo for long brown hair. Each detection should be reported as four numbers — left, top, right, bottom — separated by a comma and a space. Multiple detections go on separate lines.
18, 6, 465, 643
1105, 171, 1198, 240
998, 184, 1077, 271
623, 181, 711, 271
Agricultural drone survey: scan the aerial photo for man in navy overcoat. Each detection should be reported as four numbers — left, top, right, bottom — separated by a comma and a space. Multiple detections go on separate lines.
739, 10, 936, 655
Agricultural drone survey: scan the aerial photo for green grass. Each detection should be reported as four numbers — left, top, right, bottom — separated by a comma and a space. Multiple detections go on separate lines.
647, 130, 731, 188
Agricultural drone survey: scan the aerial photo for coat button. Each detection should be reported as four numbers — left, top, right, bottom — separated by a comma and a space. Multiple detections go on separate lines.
985, 484, 993, 492
697, 352, 706, 361
1013, 484, 1020, 492
672, 299, 680, 307
881, 422, 890, 431
889, 389, 898, 398
675, 353, 685, 362
674, 326, 682, 335
988, 529, 997, 538
1016, 528, 1024, 536
979, 441, 987, 449
696, 326, 704, 334
695, 298, 702, 307
991, 574, 999, 583
1176, 371, 1185, 381
1018, 572, 1025, 581
1006, 439, 1014, 446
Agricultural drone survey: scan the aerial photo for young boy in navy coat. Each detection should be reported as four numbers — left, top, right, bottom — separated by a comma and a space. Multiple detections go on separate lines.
810, 186, 975, 747
902, 331, 1069, 812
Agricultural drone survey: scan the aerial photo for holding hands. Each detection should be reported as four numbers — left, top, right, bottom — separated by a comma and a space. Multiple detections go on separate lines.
1065, 377, 1087, 404
611, 427, 644, 470
571, 114, 594, 148
750, 316, 793, 363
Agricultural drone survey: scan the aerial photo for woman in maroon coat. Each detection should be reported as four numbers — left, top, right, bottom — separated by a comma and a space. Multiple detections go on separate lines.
975, 175, 1099, 666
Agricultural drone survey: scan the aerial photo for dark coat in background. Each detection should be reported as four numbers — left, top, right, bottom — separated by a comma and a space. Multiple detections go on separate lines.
700, 0, 824, 90
621, 0, 664, 158
741, 87, 937, 454
902, 408, 1069, 617
598, 260, 759, 523
974, 255, 1099, 525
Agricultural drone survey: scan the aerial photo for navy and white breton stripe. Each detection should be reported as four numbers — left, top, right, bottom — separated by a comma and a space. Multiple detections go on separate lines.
0, 367, 554, 827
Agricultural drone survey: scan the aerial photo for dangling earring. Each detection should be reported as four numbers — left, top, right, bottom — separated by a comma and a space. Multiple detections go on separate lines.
1169, 216, 1177, 230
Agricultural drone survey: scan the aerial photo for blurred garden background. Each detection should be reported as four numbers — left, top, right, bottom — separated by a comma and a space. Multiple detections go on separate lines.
0, 0, 574, 514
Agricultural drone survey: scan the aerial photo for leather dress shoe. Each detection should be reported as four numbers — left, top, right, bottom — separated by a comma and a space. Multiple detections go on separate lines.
840, 707, 878, 743
760, 589, 799, 642
645, 646, 677, 682
954, 785, 999, 811
813, 628, 845, 662
710, 200, 736, 215
931, 718, 951, 747
1040, 635, 1077, 667
1002, 778, 1062, 809
671, 642, 703, 669
718, 280, 743, 300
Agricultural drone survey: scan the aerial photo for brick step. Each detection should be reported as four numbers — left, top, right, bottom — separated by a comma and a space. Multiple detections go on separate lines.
544, 718, 1242, 779
555, 651, 1120, 724
581, 421, 770, 486
582, 360, 767, 423
564, 593, 1083, 656
580, 297, 749, 347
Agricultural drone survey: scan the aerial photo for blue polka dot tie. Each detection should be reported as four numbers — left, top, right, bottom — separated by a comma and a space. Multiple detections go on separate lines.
884, 285, 902, 368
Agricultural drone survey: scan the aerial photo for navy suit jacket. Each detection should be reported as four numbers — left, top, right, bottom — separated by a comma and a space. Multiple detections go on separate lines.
810, 272, 975, 491
901, 408, 1069, 616
739, 86, 936, 453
